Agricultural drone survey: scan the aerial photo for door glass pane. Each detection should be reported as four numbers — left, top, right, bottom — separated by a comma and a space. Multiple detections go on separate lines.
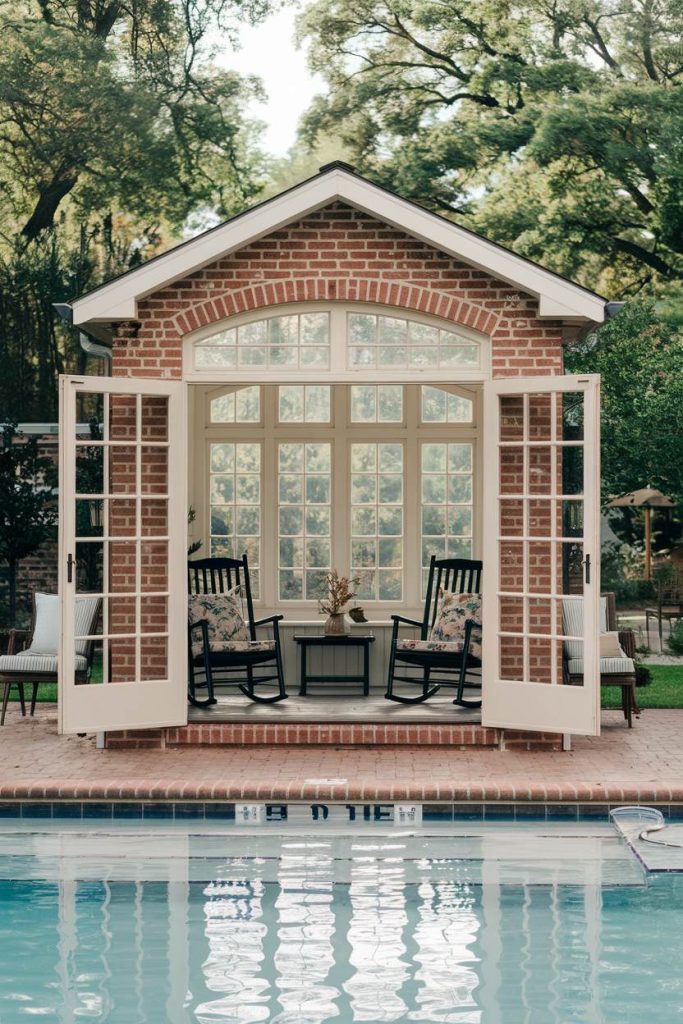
351, 443, 404, 600
278, 385, 331, 422
421, 386, 473, 423
350, 385, 403, 422
421, 443, 473, 592
210, 386, 260, 423
67, 388, 175, 696
278, 443, 331, 600
209, 443, 261, 596
497, 388, 589, 687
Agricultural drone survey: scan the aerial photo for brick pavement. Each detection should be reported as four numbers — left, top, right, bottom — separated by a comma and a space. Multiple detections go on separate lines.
0, 705, 682, 803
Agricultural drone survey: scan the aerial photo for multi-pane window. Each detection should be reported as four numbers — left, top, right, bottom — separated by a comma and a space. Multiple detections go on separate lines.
421, 386, 472, 423
194, 312, 330, 370
209, 442, 261, 596
210, 386, 260, 423
278, 386, 331, 423
421, 443, 474, 592
348, 314, 479, 370
351, 443, 404, 601
198, 312, 480, 608
350, 385, 403, 423
278, 443, 332, 600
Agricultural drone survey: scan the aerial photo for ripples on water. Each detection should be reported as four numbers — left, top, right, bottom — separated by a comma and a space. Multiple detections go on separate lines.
1, 860, 682, 1022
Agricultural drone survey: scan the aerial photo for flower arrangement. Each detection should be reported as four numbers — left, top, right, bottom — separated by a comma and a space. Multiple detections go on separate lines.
318, 570, 360, 634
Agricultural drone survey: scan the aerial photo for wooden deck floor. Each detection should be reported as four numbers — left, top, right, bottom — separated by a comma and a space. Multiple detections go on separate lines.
188, 692, 482, 724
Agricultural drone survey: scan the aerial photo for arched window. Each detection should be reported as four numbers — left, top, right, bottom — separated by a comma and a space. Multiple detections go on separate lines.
187, 304, 486, 382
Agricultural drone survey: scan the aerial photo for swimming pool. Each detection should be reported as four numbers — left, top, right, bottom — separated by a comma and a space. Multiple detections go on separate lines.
1, 821, 681, 1022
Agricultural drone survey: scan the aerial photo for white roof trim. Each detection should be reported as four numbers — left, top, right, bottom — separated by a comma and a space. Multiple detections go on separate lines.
71, 169, 606, 327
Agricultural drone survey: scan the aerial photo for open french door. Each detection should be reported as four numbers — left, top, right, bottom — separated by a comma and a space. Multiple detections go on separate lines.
482, 374, 601, 736
59, 376, 188, 734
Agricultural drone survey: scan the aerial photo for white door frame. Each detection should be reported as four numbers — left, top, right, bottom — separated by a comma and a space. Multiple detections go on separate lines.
481, 374, 601, 736
59, 375, 188, 734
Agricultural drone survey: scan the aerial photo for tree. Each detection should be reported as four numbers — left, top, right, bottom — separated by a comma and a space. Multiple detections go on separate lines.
0, 0, 269, 241
297, 0, 683, 296
0, 0, 272, 418
565, 303, 683, 522
0, 425, 57, 625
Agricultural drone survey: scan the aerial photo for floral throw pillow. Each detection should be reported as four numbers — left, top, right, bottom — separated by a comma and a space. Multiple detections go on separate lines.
430, 591, 483, 659
188, 586, 248, 658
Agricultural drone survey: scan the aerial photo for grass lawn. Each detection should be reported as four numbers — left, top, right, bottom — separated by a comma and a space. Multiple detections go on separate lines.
7, 664, 683, 707
601, 664, 683, 709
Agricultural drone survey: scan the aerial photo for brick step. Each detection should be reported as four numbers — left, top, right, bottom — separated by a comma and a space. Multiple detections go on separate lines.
105, 723, 562, 750
168, 723, 499, 747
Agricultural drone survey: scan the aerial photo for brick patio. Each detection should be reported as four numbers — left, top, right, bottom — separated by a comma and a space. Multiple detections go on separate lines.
1, 704, 682, 804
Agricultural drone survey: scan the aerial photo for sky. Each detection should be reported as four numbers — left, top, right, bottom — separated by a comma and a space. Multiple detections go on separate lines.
223, 6, 324, 157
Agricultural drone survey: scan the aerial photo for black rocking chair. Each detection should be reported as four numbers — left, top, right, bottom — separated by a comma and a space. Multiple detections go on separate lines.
385, 556, 483, 707
188, 555, 287, 707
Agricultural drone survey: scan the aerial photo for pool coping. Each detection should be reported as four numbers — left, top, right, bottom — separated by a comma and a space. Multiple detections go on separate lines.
2, 781, 683, 803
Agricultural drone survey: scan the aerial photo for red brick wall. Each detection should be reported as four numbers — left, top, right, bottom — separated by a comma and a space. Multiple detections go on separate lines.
109, 202, 564, 380
107, 201, 566, 693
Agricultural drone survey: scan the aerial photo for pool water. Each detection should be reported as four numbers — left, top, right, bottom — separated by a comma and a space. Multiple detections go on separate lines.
0, 822, 682, 1023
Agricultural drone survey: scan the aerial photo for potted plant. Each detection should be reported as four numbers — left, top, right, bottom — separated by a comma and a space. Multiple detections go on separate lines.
318, 570, 360, 635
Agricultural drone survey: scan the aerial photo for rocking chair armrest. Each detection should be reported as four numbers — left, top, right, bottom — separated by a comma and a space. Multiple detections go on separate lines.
390, 614, 422, 628
390, 614, 423, 641
188, 619, 210, 647
253, 614, 284, 628
618, 628, 637, 660
253, 613, 283, 640
6, 629, 29, 655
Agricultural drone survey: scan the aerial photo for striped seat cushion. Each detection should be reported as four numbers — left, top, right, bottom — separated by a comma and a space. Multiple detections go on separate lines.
396, 638, 465, 653
567, 657, 635, 677
0, 654, 87, 675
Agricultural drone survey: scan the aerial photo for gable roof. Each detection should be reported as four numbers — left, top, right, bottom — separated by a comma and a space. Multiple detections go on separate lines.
70, 162, 608, 329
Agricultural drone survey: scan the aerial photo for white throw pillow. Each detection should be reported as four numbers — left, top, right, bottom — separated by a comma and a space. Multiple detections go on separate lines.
600, 631, 626, 659
26, 592, 59, 655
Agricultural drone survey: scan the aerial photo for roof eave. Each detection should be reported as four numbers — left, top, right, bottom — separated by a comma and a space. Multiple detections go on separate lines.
71, 168, 607, 329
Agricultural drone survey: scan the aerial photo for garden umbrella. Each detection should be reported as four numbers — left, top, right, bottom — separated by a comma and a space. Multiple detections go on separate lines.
607, 487, 675, 579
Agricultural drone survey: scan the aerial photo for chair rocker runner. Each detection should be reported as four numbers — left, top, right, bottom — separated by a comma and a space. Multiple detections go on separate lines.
188, 555, 287, 706
386, 556, 483, 707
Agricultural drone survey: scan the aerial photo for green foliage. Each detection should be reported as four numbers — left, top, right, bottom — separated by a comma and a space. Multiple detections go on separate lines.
600, 540, 654, 604
601, 664, 683, 708
0, 0, 272, 415
0, 424, 57, 625
565, 302, 683, 510
667, 620, 683, 656
298, 0, 683, 295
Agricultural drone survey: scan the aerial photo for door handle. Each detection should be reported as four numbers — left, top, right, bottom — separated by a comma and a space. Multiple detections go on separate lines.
67, 553, 75, 583
584, 553, 591, 585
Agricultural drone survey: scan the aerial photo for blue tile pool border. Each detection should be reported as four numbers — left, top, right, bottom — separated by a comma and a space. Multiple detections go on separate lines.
1, 801, 683, 822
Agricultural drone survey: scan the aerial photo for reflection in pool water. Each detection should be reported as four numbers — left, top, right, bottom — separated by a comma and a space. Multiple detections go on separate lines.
0, 829, 682, 1022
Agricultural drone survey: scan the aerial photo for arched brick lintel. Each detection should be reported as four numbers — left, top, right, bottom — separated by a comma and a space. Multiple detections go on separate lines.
172, 279, 500, 339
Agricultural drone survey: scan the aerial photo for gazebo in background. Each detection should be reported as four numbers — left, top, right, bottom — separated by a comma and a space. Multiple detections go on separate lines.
607, 487, 675, 579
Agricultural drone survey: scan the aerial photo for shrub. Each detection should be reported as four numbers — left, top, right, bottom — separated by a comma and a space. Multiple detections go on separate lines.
666, 620, 683, 656
635, 664, 652, 688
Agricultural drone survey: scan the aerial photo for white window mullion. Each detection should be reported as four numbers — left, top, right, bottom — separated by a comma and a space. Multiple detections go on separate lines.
333, 385, 349, 576
263, 387, 277, 609
404, 386, 420, 610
